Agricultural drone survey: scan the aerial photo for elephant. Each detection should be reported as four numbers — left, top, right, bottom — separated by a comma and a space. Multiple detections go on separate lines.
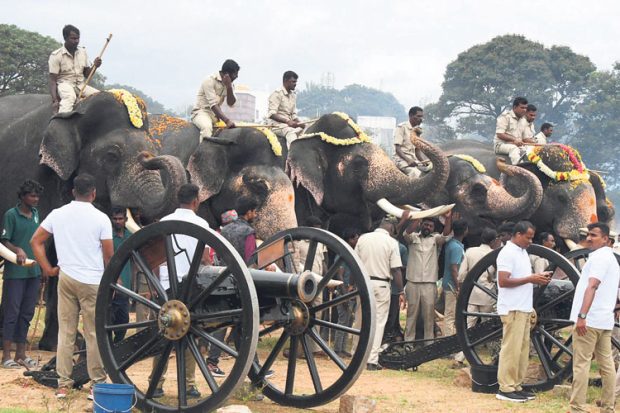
440, 140, 610, 247
150, 114, 298, 239
286, 113, 451, 231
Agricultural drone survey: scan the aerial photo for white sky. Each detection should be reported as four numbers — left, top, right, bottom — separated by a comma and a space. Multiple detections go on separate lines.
4, 0, 619, 112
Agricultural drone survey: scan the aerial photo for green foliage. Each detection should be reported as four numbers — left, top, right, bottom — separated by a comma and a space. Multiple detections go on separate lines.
105, 83, 173, 115
0, 24, 61, 96
436, 34, 595, 140
298, 82, 406, 121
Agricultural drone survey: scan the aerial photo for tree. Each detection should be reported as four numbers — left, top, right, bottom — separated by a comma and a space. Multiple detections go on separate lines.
435, 35, 595, 140
0, 24, 61, 96
105, 83, 173, 115
297, 83, 406, 121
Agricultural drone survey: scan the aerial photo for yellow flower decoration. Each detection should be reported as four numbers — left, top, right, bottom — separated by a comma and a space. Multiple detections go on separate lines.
107, 89, 144, 129
452, 154, 486, 173
214, 121, 282, 157
526, 146, 590, 183
299, 112, 371, 145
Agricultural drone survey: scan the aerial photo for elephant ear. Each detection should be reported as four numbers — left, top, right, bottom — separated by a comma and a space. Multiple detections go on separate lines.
286, 138, 327, 205
39, 114, 82, 180
188, 142, 227, 202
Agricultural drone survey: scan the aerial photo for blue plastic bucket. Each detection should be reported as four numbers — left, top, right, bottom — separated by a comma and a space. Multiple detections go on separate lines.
93, 383, 136, 413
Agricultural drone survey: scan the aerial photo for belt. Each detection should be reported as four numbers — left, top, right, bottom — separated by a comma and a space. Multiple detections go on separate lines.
370, 276, 390, 283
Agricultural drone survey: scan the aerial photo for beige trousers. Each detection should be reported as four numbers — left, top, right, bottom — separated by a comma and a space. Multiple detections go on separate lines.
497, 310, 531, 393
191, 109, 216, 140
272, 124, 302, 148
444, 290, 457, 337
56, 271, 106, 388
150, 349, 196, 389
494, 142, 525, 165
570, 327, 615, 413
368, 280, 391, 365
404, 282, 436, 343
454, 303, 496, 362
57, 82, 98, 113
393, 156, 422, 178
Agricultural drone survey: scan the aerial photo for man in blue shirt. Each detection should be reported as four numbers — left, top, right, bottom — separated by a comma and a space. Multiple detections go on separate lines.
442, 219, 468, 337
110, 207, 132, 343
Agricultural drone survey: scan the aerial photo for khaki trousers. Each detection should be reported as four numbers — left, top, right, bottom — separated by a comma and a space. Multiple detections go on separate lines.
444, 290, 457, 337
191, 109, 216, 140
494, 142, 525, 165
404, 282, 436, 343
393, 156, 422, 178
150, 349, 196, 389
497, 310, 531, 393
57, 82, 98, 113
272, 124, 302, 148
368, 280, 391, 365
570, 327, 615, 413
135, 278, 153, 326
454, 303, 495, 362
56, 271, 106, 388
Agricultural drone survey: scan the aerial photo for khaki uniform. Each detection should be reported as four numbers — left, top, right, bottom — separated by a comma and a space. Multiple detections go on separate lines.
403, 232, 448, 342
530, 254, 549, 274
494, 110, 528, 164
48, 46, 99, 113
191, 72, 235, 140
267, 87, 302, 148
392, 122, 430, 177
354, 228, 402, 365
522, 121, 535, 140
533, 131, 547, 145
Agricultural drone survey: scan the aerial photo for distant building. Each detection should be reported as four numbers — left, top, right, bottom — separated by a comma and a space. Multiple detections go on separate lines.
357, 116, 396, 156
220, 84, 257, 122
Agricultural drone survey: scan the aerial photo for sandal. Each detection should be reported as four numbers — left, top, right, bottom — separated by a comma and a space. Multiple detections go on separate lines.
17, 357, 37, 368
2, 359, 21, 369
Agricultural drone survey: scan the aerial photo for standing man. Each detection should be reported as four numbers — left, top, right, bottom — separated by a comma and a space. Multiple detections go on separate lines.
494, 97, 535, 165
569, 223, 619, 413
530, 232, 556, 274
393, 106, 431, 177
442, 219, 468, 337
109, 207, 131, 343
1, 180, 43, 369
31, 174, 112, 399
534, 123, 553, 145
48, 25, 101, 114
403, 213, 453, 343
220, 196, 259, 263
191, 59, 239, 142
495, 221, 551, 403
267, 71, 305, 148
354, 218, 404, 370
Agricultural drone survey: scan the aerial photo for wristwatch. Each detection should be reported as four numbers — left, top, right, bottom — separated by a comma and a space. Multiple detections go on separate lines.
577, 313, 587, 319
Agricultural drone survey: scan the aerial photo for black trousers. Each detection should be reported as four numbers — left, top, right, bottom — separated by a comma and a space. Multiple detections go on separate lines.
2, 278, 40, 343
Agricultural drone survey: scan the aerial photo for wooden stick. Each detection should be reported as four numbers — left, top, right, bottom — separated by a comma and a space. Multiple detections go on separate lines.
77, 33, 112, 101
216, 124, 277, 129
27, 280, 46, 352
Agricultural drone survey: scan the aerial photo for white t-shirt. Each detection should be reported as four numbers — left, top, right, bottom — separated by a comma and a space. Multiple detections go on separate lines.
159, 208, 210, 290
496, 241, 533, 315
40, 201, 112, 285
570, 246, 620, 330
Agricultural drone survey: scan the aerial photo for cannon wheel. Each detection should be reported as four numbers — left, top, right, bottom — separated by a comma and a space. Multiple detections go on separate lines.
248, 227, 375, 408
96, 221, 259, 413
456, 244, 580, 392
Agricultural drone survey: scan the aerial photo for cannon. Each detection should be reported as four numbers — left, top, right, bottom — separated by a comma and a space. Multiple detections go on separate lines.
380, 244, 620, 392
70, 221, 375, 413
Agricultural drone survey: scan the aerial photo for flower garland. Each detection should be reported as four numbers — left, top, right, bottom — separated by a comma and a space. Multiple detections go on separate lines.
526, 145, 589, 182
452, 154, 486, 173
299, 112, 371, 145
215, 121, 282, 156
107, 89, 145, 129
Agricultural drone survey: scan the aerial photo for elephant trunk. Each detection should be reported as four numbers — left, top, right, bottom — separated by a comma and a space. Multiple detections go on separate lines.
485, 163, 543, 220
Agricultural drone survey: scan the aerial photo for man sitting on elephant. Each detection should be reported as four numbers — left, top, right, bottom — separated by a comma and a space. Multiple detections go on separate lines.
393, 106, 431, 177
191, 59, 239, 142
267, 71, 305, 148
48, 25, 102, 114
494, 97, 535, 164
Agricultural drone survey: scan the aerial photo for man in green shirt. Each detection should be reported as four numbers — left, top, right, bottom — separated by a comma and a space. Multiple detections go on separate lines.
1, 180, 43, 368
110, 207, 132, 343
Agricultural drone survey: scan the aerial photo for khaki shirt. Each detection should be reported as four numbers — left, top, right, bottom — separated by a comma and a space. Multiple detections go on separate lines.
294, 240, 326, 275
48, 46, 89, 85
530, 254, 549, 274
522, 121, 535, 139
191, 72, 234, 117
267, 87, 297, 123
533, 131, 547, 144
494, 110, 527, 147
458, 244, 495, 306
393, 121, 419, 162
354, 228, 401, 280
404, 232, 448, 283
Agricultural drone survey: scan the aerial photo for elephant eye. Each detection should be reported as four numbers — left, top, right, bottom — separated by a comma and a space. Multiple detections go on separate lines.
103, 148, 121, 164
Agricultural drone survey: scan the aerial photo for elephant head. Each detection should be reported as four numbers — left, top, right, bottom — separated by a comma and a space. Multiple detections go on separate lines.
187, 127, 297, 239
286, 113, 450, 224
39, 92, 187, 220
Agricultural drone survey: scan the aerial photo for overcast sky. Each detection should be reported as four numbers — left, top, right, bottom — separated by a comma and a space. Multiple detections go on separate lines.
4, 0, 619, 112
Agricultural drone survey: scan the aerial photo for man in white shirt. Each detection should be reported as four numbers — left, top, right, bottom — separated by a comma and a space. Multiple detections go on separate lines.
31, 174, 113, 399
569, 223, 619, 413
533, 123, 553, 145
495, 221, 551, 403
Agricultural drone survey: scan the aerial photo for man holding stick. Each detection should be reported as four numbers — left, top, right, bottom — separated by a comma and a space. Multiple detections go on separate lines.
48, 25, 102, 113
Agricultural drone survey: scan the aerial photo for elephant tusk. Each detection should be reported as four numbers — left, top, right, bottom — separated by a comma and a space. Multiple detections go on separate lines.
0, 243, 35, 267
564, 238, 579, 251
126, 209, 141, 234
376, 198, 455, 220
